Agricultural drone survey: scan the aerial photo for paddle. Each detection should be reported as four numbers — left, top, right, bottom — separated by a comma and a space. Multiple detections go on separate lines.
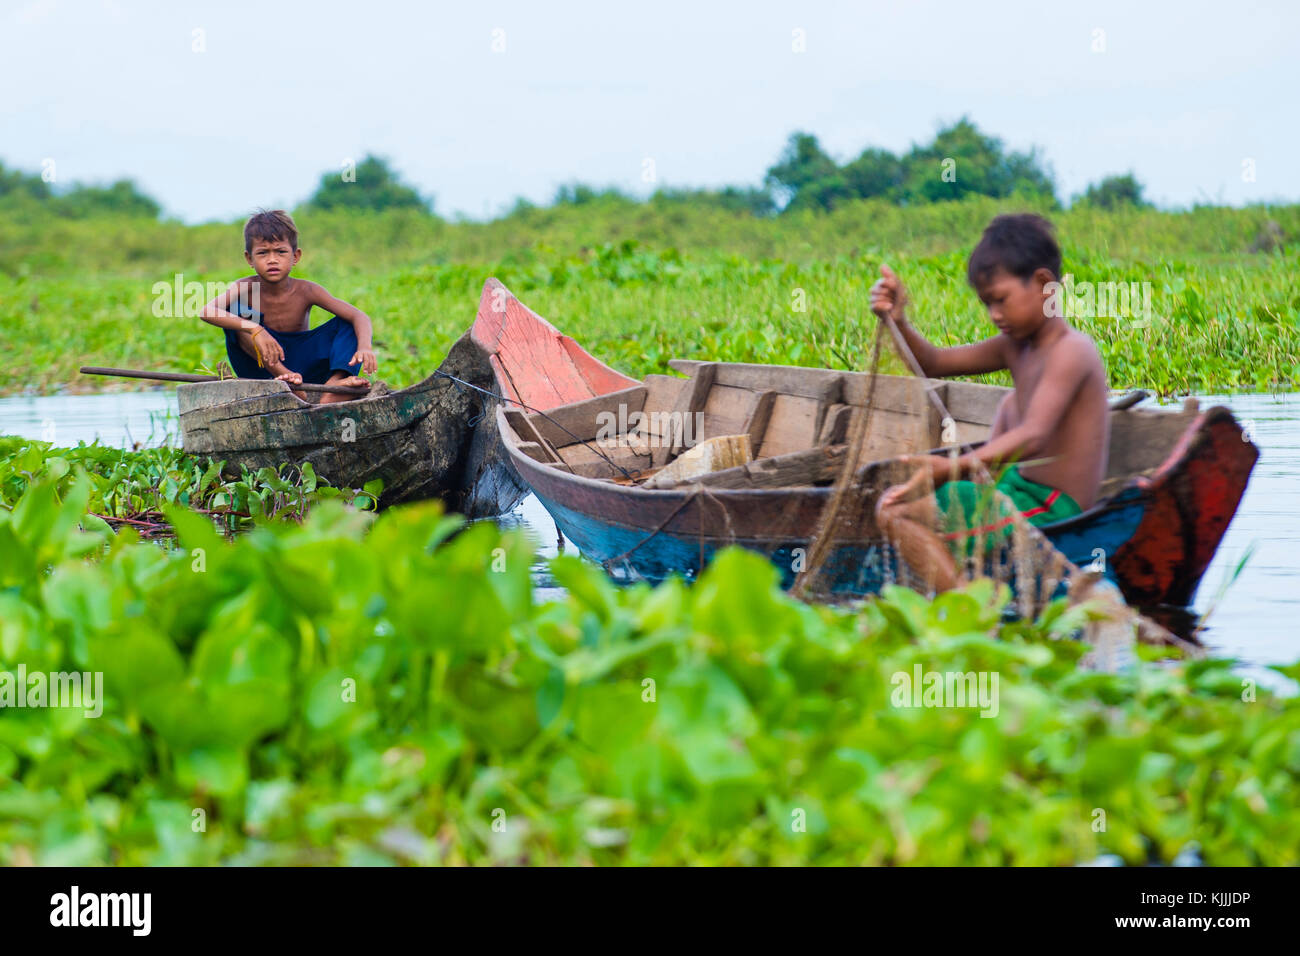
79, 366, 370, 396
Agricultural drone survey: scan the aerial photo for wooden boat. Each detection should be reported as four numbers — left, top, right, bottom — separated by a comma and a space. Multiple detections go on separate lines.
481, 280, 1259, 609
178, 330, 511, 513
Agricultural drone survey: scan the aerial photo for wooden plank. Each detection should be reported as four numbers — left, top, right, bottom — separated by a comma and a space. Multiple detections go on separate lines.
813, 375, 845, 441
668, 359, 962, 418
660, 444, 846, 490
943, 380, 1008, 426
526, 385, 647, 447
756, 395, 820, 458
1105, 408, 1197, 478
178, 392, 307, 430
553, 440, 650, 478
857, 409, 931, 466
504, 409, 560, 463
753, 375, 841, 459
669, 358, 850, 400
818, 404, 852, 445
841, 373, 939, 416
701, 383, 760, 439
746, 390, 777, 451
668, 360, 1016, 425
515, 442, 551, 463
642, 374, 686, 417
666, 442, 923, 492
653, 363, 717, 467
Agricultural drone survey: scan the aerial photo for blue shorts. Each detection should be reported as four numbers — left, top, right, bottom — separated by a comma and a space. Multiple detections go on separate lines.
224, 313, 361, 384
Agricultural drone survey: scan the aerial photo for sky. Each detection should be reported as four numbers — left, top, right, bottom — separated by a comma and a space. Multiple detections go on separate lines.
2, 0, 1297, 222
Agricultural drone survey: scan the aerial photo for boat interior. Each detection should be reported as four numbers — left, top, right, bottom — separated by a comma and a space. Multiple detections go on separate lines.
501, 359, 1204, 500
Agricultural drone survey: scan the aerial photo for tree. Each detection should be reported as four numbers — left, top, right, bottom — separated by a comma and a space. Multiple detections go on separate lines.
841, 147, 905, 201
1077, 173, 1150, 209
764, 133, 839, 207
764, 120, 1058, 213
56, 179, 161, 218
0, 162, 52, 201
552, 183, 630, 206
652, 186, 776, 217
305, 155, 431, 213
898, 117, 1056, 205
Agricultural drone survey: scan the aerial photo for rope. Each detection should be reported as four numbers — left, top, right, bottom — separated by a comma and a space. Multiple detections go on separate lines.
791, 313, 886, 597
433, 369, 636, 482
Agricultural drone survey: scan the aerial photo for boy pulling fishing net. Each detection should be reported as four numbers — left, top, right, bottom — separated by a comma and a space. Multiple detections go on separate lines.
870, 214, 1110, 594
199, 210, 378, 404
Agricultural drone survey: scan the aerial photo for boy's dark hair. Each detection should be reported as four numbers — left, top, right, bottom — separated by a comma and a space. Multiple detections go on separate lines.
244, 209, 298, 252
967, 214, 1061, 287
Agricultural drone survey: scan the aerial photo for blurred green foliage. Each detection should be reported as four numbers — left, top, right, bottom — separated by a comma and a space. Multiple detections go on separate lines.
303, 154, 432, 215
1078, 174, 1151, 210
0, 465, 1296, 865
1, 196, 1295, 398
0, 161, 159, 221
766, 119, 1058, 211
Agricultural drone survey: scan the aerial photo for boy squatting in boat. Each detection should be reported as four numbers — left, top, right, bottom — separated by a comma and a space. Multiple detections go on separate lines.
199, 210, 378, 404
873, 213, 1110, 592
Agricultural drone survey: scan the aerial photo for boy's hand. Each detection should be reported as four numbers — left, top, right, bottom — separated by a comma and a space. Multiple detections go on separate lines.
249, 327, 284, 367
870, 264, 908, 324
349, 347, 378, 375
878, 454, 954, 509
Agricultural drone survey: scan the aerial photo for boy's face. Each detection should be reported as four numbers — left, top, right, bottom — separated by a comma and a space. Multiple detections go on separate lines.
245, 237, 302, 283
974, 267, 1054, 340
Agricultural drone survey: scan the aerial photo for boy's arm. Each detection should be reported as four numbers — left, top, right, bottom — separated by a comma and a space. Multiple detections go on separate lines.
945, 336, 1091, 478
199, 282, 284, 367
871, 265, 1008, 378
198, 282, 258, 331
305, 283, 378, 373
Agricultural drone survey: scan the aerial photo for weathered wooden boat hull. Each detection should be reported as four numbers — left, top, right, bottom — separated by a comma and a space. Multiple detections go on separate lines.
485, 281, 1258, 609
511, 406, 1254, 606
456, 278, 641, 517
179, 330, 504, 512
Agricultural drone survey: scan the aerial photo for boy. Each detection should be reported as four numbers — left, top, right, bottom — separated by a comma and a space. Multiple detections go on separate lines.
199, 210, 378, 404
873, 214, 1110, 592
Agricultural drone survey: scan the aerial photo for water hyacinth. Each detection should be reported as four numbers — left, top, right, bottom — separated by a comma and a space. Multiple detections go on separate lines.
0, 459, 1296, 866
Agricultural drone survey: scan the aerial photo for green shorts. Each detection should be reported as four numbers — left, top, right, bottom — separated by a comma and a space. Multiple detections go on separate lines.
934, 465, 1082, 556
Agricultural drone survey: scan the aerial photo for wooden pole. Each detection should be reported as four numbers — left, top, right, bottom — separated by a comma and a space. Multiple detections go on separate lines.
78, 366, 369, 396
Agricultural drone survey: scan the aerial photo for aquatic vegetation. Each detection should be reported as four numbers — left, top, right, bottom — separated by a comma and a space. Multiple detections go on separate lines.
0, 477, 1296, 865
2, 199, 1297, 398
0, 436, 378, 532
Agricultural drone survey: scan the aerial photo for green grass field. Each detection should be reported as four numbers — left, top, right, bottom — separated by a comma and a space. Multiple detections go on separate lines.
2, 197, 1296, 397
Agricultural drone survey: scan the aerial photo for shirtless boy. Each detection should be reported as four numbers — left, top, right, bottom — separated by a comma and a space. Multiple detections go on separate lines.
200, 210, 377, 404
873, 214, 1110, 592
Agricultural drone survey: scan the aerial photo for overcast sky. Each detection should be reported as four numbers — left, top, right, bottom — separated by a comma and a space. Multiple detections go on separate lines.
3, 0, 1295, 222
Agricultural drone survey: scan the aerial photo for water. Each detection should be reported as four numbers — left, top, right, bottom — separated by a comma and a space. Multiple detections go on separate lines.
1, 389, 1296, 676
0, 389, 179, 449
1169, 392, 1299, 680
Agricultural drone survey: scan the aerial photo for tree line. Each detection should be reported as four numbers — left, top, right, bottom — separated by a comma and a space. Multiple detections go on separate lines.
0, 117, 1150, 220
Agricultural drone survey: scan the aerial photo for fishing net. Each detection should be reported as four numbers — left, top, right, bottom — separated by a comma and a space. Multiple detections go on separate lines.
784, 315, 1194, 666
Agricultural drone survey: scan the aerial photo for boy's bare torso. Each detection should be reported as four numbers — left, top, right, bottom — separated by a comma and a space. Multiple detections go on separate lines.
229, 276, 317, 333
991, 328, 1110, 509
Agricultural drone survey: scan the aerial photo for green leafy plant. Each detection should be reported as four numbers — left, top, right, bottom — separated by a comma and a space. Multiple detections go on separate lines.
0, 473, 1296, 866
0, 437, 371, 532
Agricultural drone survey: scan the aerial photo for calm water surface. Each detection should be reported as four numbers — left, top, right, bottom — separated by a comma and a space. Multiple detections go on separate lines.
1, 389, 1295, 677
